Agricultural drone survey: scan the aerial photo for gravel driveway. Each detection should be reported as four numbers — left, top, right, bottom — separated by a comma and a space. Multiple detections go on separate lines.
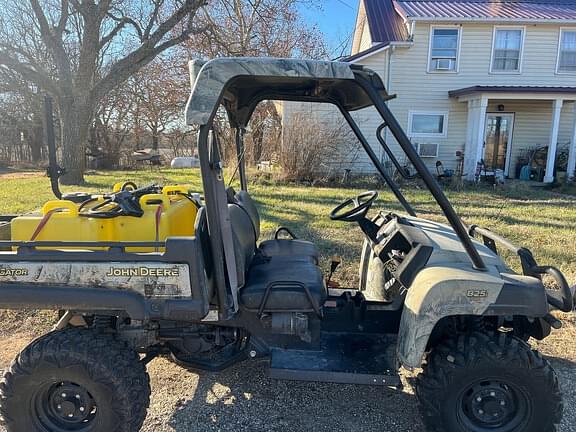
0, 323, 574, 432
141, 324, 576, 432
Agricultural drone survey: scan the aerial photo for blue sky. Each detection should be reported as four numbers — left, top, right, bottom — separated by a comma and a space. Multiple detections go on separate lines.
299, 0, 360, 58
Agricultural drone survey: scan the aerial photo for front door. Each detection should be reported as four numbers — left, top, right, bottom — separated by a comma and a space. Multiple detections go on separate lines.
484, 113, 514, 176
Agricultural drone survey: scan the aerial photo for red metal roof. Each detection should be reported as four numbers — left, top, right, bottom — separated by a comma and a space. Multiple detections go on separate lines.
396, 0, 576, 21
365, 0, 410, 44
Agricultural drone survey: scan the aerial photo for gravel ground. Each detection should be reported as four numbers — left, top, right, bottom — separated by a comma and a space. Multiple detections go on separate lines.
0, 322, 574, 431
137, 320, 576, 432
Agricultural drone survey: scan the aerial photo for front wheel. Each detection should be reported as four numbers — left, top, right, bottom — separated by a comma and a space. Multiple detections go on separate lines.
0, 328, 150, 432
416, 332, 562, 432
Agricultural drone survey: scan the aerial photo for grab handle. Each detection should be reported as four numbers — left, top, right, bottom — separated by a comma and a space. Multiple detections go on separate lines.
42, 200, 78, 217
139, 194, 170, 209
531, 265, 574, 312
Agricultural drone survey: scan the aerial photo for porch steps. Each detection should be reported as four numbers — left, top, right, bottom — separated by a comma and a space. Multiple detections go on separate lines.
269, 332, 400, 386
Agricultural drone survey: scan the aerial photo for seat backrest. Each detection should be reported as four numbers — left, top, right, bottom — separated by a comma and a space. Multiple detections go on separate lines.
228, 203, 257, 287
194, 207, 215, 302
235, 190, 261, 239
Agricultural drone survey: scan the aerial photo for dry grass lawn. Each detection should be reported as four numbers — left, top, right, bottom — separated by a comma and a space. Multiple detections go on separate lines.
0, 168, 574, 431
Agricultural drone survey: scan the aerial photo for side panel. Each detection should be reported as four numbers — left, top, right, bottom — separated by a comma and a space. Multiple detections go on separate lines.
0, 262, 192, 297
398, 265, 549, 368
398, 265, 504, 368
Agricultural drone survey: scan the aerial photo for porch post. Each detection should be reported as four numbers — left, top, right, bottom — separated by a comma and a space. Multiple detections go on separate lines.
464, 99, 478, 180
464, 97, 488, 181
544, 98, 564, 183
475, 97, 489, 173
567, 102, 576, 182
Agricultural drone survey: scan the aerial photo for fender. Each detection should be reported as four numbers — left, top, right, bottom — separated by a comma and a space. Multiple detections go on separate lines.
397, 264, 549, 368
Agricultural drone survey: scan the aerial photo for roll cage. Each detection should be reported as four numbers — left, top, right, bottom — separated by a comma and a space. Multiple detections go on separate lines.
185, 57, 489, 318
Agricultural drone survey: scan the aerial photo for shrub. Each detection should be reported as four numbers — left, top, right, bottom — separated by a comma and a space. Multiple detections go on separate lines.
278, 112, 360, 182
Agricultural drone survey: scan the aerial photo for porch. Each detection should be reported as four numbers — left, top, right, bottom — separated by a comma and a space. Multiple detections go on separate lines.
449, 86, 576, 183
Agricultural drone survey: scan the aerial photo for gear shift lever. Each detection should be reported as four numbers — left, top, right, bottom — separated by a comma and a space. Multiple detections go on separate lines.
327, 255, 342, 287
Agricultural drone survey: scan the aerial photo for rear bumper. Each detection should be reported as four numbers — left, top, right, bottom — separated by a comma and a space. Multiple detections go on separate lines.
0, 285, 147, 319
0, 284, 208, 322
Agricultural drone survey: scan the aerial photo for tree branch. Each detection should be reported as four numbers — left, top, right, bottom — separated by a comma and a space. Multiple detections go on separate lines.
0, 50, 60, 96
29, 0, 56, 50
143, 0, 164, 41
92, 0, 206, 101
105, 12, 143, 42
29, 0, 73, 84
99, 17, 129, 48
55, 0, 70, 36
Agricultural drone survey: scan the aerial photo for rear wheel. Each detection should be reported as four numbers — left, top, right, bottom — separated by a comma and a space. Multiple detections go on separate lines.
0, 328, 150, 432
416, 332, 562, 432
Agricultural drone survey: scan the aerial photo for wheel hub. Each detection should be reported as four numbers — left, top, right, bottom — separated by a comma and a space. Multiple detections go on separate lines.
469, 387, 514, 425
36, 381, 97, 430
459, 380, 529, 431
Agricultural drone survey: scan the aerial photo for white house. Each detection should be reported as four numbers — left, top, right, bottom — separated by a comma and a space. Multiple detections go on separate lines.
285, 0, 576, 182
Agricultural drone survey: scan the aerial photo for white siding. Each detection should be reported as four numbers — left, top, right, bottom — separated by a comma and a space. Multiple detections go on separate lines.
380, 22, 576, 173
351, 0, 371, 55
280, 50, 390, 174
286, 21, 576, 177
359, 23, 373, 52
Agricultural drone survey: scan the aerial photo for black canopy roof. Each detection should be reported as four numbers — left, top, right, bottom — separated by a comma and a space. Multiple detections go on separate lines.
185, 57, 392, 127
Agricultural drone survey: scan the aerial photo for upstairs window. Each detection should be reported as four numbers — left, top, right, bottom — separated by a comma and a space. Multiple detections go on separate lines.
491, 27, 524, 72
429, 27, 460, 72
558, 29, 576, 73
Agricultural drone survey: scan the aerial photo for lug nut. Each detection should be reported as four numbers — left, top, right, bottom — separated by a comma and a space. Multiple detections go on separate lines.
68, 413, 73, 418
61, 393, 67, 398
490, 391, 496, 397
500, 400, 506, 406
79, 407, 85, 412
75, 394, 81, 400
478, 409, 484, 415
56, 404, 61, 410
476, 397, 482, 402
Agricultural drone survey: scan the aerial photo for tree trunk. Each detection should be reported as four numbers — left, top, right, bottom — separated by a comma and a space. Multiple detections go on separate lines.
152, 130, 159, 150
29, 123, 43, 162
252, 127, 264, 165
57, 95, 92, 185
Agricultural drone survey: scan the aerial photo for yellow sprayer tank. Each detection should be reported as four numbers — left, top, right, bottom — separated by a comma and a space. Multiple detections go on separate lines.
10, 186, 198, 252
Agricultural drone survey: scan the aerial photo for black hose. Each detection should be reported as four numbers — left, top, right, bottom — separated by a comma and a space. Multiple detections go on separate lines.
176, 192, 201, 209
78, 198, 125, 219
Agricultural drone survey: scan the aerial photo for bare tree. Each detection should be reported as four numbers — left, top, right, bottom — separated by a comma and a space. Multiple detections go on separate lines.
185, 0, 327, 166
131, 57, 184, 151
193, 0, 326, 59
91, 79, 135, 168
0, 0, 207, 184
0, 69, 45, 164
280, 112, 360, 182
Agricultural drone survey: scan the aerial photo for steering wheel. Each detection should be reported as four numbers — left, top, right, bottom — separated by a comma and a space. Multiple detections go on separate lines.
330, 190, 379, 222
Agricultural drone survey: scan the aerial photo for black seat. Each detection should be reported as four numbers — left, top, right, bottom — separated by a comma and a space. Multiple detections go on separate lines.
242, 256, 326, 312
259, 239, 318, 261
227, 203, 326, 313
234, 190, 319, 262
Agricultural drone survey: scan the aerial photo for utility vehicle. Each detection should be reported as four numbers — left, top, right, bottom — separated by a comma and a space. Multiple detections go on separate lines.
0, 57, 573, 432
